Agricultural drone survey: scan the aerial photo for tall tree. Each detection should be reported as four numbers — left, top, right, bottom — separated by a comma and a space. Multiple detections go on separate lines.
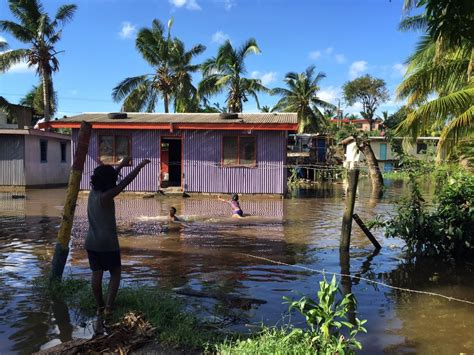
342, 75, 389, 131
271, 66, 335, 133
0, 0, 77, 121
112, 19, 205, 113
198, 39, 267, 113
397, 0, 473, 159
19, 83, 57, 117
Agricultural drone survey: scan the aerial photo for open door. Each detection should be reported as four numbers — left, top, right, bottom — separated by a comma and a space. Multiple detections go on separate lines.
160, 137, 182, 188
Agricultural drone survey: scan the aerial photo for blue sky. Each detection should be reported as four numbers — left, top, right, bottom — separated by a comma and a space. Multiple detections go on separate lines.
0, 0, 420, 118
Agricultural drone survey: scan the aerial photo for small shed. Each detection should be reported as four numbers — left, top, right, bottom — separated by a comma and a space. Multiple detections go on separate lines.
0, 129, 71, 188
41, 112, 298, 195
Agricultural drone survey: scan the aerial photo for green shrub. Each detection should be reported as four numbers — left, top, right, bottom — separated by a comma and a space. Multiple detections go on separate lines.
376, 172, 474, 259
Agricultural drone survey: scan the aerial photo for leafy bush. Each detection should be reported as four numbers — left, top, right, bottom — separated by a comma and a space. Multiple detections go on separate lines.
376, 172, 474, 259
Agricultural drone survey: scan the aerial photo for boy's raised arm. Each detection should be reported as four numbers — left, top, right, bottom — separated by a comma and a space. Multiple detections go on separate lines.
101, 159, 151, 202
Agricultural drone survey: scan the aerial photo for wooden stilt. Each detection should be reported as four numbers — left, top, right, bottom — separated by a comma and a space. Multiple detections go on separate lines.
353, 213, 382, 249
51, 121, 92, 281
340, 169, 359, 251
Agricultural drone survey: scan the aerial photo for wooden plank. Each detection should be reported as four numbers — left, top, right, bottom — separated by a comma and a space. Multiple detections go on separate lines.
353, 213, 382, 250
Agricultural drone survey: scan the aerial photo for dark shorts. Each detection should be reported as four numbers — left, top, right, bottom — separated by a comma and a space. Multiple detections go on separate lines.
87, 250, 121, 271
233, 209, 244, 217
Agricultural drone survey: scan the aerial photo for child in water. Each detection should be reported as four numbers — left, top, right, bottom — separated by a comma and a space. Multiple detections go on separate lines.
218, 194, 244, 218
85, 156, 150, 334
168, 206, 181, 222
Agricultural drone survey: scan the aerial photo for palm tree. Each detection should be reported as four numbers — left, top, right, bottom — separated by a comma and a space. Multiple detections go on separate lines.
198, 39, 267, 113
260, 105, 271, 113
19, 83, 57, 117
0, 0, 77, 121
397, 0, 473, 159
112, 19, 205, 113
271, 66, 335, 133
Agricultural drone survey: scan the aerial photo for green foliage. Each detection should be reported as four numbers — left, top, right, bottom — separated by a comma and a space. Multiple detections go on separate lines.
375, 172, 474, 259
271, 65, 335, 133
36, 278, 215, 348
284, 276, 366, 354
342, 75, 389, 127
198, 38, 266, 113
215, 276, 366, 355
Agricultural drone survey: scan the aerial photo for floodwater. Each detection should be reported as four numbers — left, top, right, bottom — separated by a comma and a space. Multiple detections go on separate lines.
1, 179, 473, 354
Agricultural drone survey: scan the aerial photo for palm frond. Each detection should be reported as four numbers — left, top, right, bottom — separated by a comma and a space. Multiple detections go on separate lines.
54, 4, 77, 24
399, 14, 428, 32
8, 0, 43, 26
0, 48, 29, 72
112, 75, 150, 102
237, 38, 260, 59
437, 105, 474, 156
0, 20, 34, 42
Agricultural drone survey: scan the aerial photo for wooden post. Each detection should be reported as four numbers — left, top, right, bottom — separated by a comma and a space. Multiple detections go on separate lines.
50, 121, 92, 281
352, 213, 382, 249
340, 169, 359, 251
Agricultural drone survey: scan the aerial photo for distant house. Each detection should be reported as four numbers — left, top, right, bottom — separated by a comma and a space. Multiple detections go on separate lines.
330, 117, 383, 131
40, 112, 298, 195
341, 136, 441, 172
287, 133, 330, 162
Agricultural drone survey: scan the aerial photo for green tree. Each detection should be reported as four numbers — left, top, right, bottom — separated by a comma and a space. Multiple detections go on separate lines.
198, 39, 267, 113
397, 0, 473, 159
19, 83, 57, 117
0, 0, 77, 121
112, 19, 205, 113
342, 75, 389, 131
271, 65, 335, 133
260, 105, 271, 113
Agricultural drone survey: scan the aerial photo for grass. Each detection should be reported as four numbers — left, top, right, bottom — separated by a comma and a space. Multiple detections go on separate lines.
35, 276, 363, 354
35, 277, 217, 349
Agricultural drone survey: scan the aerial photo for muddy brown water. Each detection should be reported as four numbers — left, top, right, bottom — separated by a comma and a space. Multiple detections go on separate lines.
1, 180, 473, 354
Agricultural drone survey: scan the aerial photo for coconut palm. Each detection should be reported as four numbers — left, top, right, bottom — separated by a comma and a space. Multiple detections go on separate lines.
271, 66, 335, 133
397, 1, 473, 158
112, 19, 205, 113
0, 0, 77, 121
198, 39, 267, 113
19, 83, 57, 116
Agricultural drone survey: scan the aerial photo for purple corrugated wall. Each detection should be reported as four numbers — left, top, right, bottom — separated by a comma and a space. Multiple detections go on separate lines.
183, 130, 286, 194
73, 129, 287, 194
73, 129, 161, 192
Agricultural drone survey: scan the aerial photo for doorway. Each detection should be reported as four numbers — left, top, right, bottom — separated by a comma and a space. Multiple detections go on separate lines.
160, 137, 182, 188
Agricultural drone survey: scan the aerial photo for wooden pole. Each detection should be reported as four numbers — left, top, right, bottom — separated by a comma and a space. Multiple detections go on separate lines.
352, 213, 382, 250
50, 121, 92, 281
340, 169, 359, 251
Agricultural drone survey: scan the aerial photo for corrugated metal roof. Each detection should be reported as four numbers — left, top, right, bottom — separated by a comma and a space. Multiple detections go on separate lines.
57, 112, 298, 125
0, 128, 70, 139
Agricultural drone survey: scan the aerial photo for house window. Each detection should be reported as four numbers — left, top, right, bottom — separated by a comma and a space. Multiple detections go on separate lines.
60, 142, 67, 162
99, 135, 131, 164
416, 142, 428, 154
40, 140, 48, 162
222, 136, 256, 166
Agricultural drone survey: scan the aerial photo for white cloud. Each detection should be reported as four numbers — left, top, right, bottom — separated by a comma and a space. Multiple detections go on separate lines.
335, 54, 346, 64
349, 60, 368, 78
309, 51, 321, 60
325, 47, 334, 55
212, 31, 230, 44
0, 36, 6, 43
119, 22, 137, 39
219, 0, 235, 10
318, 86, 340, 104
169, 0, 201, 10
251, 71, 277, 86
0, 50, 36, 73
393, 63, 407, 77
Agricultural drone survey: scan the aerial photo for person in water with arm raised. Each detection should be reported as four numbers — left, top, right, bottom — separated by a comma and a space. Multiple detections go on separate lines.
85, 157, 150, 333
218, 194, 244, 218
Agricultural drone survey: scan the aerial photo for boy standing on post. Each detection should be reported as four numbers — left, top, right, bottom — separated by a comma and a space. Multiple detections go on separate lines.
85, 157, 150, 333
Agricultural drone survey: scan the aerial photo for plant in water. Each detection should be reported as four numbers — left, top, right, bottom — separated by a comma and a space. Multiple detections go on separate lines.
284, 275, 367, 354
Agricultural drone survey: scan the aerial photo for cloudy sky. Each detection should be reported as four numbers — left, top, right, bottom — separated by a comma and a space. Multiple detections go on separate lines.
0, 0, 420, 118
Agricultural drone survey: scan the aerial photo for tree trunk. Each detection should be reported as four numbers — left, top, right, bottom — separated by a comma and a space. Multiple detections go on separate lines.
164, 94, 169, 113
355, 136, 384, 193
42, 68, 51, 122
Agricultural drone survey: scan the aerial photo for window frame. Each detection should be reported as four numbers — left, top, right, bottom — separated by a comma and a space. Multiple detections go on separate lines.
60, 141, 67, 163
40, 139, 48, 163
98, 134, 132, 165
221, 135, 257, 168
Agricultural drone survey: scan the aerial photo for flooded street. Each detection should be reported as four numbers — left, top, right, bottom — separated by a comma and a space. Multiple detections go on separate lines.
1, 180, 473, 354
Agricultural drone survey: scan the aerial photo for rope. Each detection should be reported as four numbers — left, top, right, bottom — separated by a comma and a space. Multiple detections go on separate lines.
238, 253, 474, 306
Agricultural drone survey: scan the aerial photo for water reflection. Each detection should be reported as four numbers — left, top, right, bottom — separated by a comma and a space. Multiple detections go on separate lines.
0, 182, 472, 354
